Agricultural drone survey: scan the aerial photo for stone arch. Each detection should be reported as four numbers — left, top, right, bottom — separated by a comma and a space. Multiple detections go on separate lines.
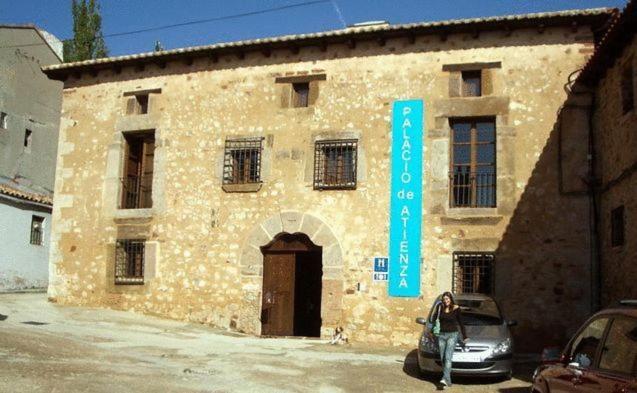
238, 211, 344, 337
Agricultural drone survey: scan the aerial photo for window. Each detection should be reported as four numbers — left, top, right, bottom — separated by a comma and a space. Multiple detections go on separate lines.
452, 252, 494, 295
568, 317, 609, 368
30, 216, 44, 245
223, 138, 263, 184
292, 83, 310, 107
126, 94, 150, 115
24, 129, 32, 150
450, 118, 496, 207
314, 139, 357, 190
120, 131, 154, 209
0, 112, 7, 129
622, 61, 634, 114
461, 70, 482, 97
599, 317, 637, 375
611, 206, 625, 247
115, 239, 145, 284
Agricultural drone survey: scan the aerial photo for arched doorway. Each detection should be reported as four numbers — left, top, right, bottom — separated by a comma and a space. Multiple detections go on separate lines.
260, 232, 322, 337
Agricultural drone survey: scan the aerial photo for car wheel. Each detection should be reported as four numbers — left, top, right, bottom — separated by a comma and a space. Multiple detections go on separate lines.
504, 370, 513, 380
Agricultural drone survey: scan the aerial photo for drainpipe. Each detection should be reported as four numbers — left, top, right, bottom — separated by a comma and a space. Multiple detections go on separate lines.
587, 89, 602, 313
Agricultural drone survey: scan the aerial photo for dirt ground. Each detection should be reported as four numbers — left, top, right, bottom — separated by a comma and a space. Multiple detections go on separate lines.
0, 293, 534, 392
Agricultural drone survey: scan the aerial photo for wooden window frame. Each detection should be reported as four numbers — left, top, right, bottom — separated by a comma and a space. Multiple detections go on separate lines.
115, 239, 145, 285
223, 137, 263, 185
449, 117, 497, 208
120, 130, 155, 209
452, 252, 495, 295
611, 205, 625, 247
313, 139, 357, 190
30, 215, 44, 246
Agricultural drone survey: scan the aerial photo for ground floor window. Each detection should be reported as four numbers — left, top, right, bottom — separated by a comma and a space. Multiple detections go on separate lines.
452, 252, 495, 295
30, 215, 44, 245
115, 239, 145, 284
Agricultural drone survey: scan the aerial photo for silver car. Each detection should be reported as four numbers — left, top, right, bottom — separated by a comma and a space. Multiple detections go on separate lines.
415, 293, 516, 379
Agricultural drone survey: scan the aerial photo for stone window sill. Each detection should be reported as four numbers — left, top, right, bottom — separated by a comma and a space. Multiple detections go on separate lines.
446, 207, 499, 217
114, 208, 154, 221
222, 183, 262, 193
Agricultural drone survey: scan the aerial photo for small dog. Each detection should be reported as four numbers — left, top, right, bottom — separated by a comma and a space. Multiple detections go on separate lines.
330, 326, 348, 345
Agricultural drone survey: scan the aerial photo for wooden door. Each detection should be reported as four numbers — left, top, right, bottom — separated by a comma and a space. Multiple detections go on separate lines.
261, 252, 295, 336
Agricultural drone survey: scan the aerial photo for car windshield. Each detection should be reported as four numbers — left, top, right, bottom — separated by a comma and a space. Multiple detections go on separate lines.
457, 299, 502, 326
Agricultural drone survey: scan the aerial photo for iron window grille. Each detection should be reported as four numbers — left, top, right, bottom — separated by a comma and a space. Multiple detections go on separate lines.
120, 131, 154, 209
115, 239, 145, 285
450, 118, 496, 208
452, 252, 495, 295
611, 206, 625, 247
223, 138, 263, 184
30, 215, 44, 245
313, 139, 357, 190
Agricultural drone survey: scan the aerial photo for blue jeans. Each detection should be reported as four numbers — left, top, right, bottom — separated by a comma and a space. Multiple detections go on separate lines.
438, 331, 458, 385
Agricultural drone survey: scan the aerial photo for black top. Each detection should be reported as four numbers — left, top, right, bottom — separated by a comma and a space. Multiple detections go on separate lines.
430, 303, 467, 340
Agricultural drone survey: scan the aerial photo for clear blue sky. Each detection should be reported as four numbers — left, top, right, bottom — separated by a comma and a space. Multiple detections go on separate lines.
1, 0, 628, 57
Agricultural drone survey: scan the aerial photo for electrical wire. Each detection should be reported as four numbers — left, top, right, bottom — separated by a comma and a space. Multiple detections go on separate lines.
0, 0, 332, 50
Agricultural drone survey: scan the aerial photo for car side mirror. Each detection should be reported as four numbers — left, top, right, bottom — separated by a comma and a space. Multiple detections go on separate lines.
506, 320, 518, 327
415, 317, 427, 325
541, 346, 563, 364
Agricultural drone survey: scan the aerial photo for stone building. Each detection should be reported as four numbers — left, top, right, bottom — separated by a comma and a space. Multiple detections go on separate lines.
0, 25, 63, 292
44, 9, 613, 350
566, 0, 636, 308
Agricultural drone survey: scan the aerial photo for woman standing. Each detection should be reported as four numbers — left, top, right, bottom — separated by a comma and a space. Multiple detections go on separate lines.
429, 291, 468, 388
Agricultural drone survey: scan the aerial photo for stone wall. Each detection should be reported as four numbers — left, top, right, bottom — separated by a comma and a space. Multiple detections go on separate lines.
592, 36, 637, 306
49, 25, 598, 350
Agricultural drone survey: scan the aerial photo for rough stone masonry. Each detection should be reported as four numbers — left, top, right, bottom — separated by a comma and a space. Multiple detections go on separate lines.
43, 9, 612, 351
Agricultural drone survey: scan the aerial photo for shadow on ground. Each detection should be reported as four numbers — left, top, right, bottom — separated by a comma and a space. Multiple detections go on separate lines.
402, 349, 536, 391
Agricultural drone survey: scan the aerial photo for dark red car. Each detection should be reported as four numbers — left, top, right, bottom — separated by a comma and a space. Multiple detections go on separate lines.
532, 300, 637, 393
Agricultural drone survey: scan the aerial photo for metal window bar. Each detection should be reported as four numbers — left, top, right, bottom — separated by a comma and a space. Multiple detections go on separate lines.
313, 139, 357, 190
452, 252, 495, 295
120, 175, 153, 209
450, 171, 496, 207
223, 138, 263, 184
30, 216, 44, 245
115, 239, 145, 284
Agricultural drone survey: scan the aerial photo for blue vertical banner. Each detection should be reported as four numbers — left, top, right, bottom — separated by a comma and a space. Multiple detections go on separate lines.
388, 99, 424, 297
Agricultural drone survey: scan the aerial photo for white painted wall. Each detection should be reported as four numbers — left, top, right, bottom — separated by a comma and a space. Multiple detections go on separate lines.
0, 199, 51, 291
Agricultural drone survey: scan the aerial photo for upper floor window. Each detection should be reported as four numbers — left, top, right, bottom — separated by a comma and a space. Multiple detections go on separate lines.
450, 118, 496, 208
453, 252, 494, 295
0, 112, 7, 129
30, 215, 44, 246
115, 239, 145, 284
611, 205, 625, 247
120, 131, 155, 209
126, 94, 149, 115
462, 70, 482, 97
276, 74, 325, 109
621, 61, 634, 114
314, 139, 357, 190
223, 138, 263, 185
292, 82, 310, 108
24, 129, 33, 152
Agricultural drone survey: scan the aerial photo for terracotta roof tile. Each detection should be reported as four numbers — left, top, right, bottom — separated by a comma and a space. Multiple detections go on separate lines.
0, 183, 53, 206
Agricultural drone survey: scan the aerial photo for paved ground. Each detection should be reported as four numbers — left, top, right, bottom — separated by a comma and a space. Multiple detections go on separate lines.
0, 293, 534, 392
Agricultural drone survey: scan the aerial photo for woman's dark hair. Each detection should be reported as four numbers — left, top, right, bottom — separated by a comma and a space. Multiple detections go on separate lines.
441, 291, 456, 309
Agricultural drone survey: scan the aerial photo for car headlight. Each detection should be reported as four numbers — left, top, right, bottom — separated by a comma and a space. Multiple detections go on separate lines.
492, 338, 512, 355
420, 333, 439, 353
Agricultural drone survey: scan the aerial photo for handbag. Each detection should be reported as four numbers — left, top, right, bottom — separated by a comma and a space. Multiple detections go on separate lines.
432, 304, 441, 336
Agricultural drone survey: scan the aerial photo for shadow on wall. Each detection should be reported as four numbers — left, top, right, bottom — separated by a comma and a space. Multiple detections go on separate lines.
494, 95, 592, 352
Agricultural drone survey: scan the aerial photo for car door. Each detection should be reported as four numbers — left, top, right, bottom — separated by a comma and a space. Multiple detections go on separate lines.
589, 316, 637, 393
547, 316, 610, 393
